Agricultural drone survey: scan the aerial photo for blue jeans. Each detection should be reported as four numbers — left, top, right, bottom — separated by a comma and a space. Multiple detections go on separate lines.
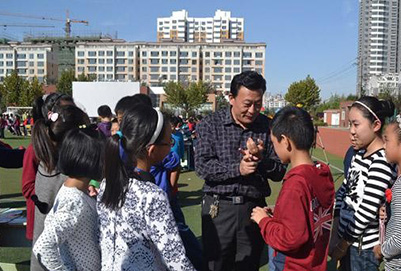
268, 246, 276, 271
349, 246, 379, 271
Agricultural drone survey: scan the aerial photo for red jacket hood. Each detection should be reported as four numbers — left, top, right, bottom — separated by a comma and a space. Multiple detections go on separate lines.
284, 162, 334, 209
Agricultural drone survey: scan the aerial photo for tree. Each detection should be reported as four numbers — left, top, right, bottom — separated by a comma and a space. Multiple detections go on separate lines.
0, 70, 25, 109
284, 75, 321, 111
57, 69, 76, 95
216, 93, 230, 110
20, 77, 43, 107
164, 81, 212, 117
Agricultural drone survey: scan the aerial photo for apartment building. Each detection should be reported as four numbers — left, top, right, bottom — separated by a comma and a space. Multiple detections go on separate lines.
157, 10, 244, 43
0, 42, 58, 83
75, 40, 265, 93
357, 0, 401, 94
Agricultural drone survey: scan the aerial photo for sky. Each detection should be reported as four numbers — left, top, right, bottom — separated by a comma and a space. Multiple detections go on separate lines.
0, 0, 359, 99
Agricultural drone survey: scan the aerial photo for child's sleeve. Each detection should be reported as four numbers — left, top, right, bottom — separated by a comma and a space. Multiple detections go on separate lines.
258, 184, 309, 253
33, 196, 82, 271
343, 159, 393, 242
382, 184, 401, 258
144, 190, 195, 271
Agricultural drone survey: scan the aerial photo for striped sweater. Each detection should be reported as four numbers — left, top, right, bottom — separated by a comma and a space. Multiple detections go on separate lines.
334, 148, 396, 250
383, 175, 401, 271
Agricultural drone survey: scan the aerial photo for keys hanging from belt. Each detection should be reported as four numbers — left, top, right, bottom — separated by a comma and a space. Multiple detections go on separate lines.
209, 195, 219, 219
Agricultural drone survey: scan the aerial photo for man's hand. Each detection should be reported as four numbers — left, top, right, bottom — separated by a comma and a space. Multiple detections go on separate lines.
239, 154, 259, 175
251, 207, 273, 224
246, 138, 264, 160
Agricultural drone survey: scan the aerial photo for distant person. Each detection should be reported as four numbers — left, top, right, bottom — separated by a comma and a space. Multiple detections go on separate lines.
330, 97, 396, 271
97, 105, 113, 137
251, 106, 335, 271
110, 118, 119, 136
114, 94, 152, 124
33, 126, 102, 271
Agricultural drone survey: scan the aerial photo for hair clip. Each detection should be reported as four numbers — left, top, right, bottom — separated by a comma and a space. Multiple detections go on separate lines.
48, 112, 59, 122
78, 124, 87, 129
116, 131, 123, 139
396, 114, 401, 129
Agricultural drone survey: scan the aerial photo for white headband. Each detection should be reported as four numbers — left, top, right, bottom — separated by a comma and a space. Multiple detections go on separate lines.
354, 101, 381, 124
147, 109, 164, 146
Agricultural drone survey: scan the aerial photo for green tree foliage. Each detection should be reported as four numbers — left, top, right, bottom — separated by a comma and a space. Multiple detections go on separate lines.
284, 75, 321, 111
57, 70, 95, 96
216, 93, 230, 110
0, 71, 44, 109
164, 81, 213, 117
56, 69, 76, 95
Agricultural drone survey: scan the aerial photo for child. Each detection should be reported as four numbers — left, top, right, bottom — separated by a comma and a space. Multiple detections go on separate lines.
33, 126, 102, 270
251, 106, 335, 271
110, 118, 119, 136
30, 105, 90, 271
330, 96, 396, 270
373, 115, 401, 270
97, 105, 112, 137
97, 104, 194, 270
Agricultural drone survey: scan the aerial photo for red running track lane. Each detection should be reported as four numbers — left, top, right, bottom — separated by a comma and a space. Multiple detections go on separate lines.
315, 127, 351, 159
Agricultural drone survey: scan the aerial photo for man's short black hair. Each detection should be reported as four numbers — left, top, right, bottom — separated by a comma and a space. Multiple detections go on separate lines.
230, 71, 266, 98
271, 106, 314, 151
114, 94, 152, 115
97, 105, 112, 118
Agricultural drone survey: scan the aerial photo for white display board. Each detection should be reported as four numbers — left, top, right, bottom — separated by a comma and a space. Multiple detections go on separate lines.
72, 81, 141, 117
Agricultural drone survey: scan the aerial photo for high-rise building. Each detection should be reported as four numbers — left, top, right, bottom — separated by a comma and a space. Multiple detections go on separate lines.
0, 42, 58, 83
157, 10, 244, 43
357, 0, 400, 95
75, 39, 265, 93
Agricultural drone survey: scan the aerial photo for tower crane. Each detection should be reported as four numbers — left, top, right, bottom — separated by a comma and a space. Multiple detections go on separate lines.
0, 10, 88, 37
0, 23, 55, 29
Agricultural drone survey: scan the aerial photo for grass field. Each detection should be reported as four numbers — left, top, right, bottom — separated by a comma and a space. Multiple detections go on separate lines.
0, 131, 345, 270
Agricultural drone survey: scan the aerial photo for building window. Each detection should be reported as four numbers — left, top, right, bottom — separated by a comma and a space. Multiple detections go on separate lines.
142, 67, 147, 72
116, 59, 125, 64
255, 52, 263, 58
88, 59, 97, 64
170, 51, 177, 56
77, 51, 84, 57
6, 53, 13, 59
88, 66, 97, 72
151, 51, 159, 57
99, 66, 105, 72
192, 52, 197, 57
225, 59, 232, 65
180, 51, 188, 57
17, 54, 26, 59
37, 61, 44, 67
150, 59, 159, 64
116, 67, 125, 72
150, 67, 159, 72
234, 52, 240, 57
37, 54, 44, 59
6, 61, 13, 66
234, 67, 240, 73
214, 52, 222, 57
225, 67, 231, 73
99, 59, 105, 64
107, 51, 113, 56
116, 51, 125, 57
142, 59, 147, 64
88, 51, 96, 57
142, 51, 147, 57
162, 51, 168, 56
128, 51, 134, 57
170, 59, 177, 64
98, 51, 105, 56
255, 60, 263, 66
107, 59, 113, 64
29, 54, 34, 59
243, 52, 252, 58
234, 60, 240, 65
162, 67, 168, 72
170, 67, 176, 72
17, 61, 26, 67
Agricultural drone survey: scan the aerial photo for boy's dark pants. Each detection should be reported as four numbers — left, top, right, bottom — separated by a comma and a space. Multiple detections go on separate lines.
202, 194, 266, 271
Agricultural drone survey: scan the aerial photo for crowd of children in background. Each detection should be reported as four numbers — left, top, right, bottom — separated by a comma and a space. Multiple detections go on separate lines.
8, 81, 401, 271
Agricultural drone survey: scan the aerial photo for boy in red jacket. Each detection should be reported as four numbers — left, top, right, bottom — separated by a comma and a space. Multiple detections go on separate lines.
251, 106, 335, 271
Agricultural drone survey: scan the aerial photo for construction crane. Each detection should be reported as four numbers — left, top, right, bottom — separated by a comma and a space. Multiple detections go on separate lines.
0, 10, 88, 38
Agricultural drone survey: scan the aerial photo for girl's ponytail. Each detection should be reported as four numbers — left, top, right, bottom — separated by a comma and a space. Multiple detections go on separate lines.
102, 133, 131, 210
32, 118, 57, 172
